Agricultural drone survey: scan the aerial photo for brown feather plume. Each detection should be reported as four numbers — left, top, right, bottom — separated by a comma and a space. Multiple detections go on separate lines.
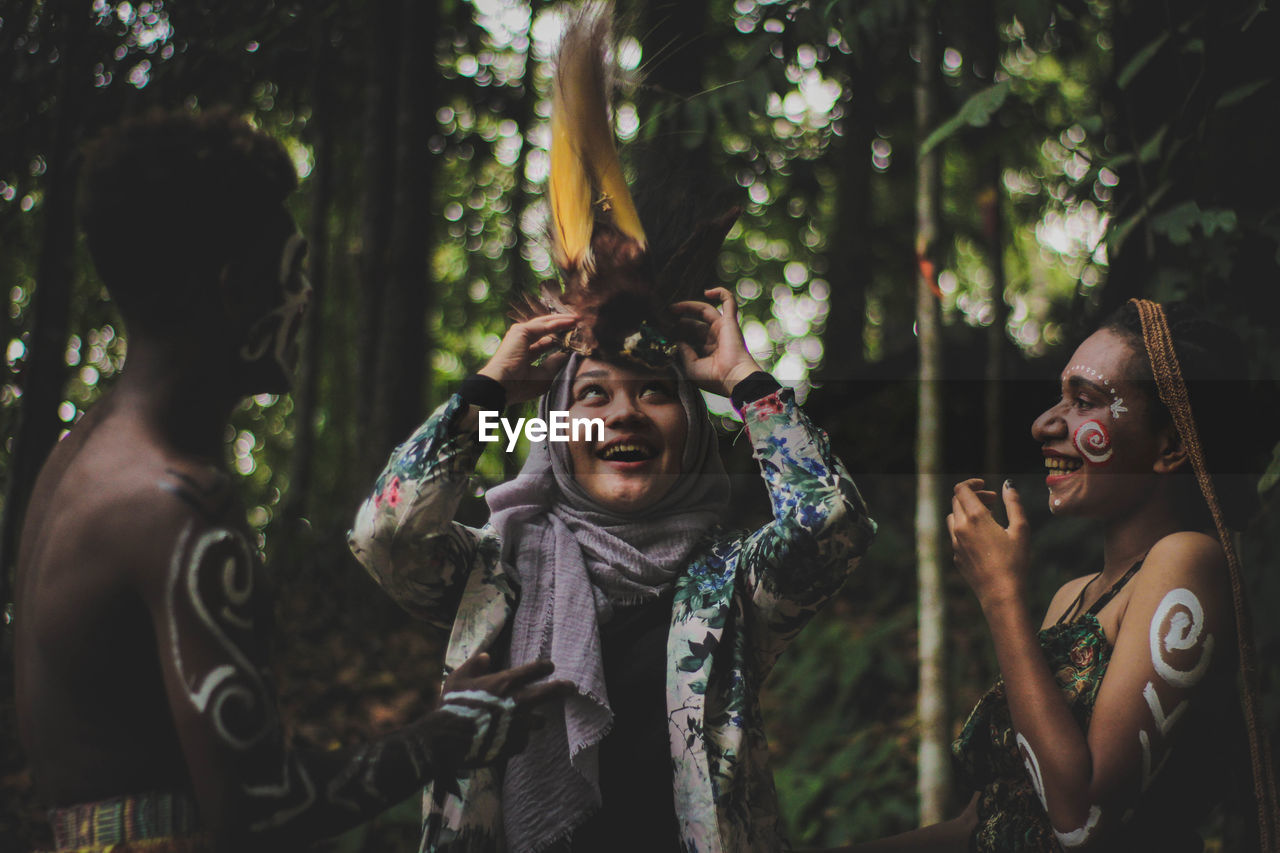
520, 4, 739, 368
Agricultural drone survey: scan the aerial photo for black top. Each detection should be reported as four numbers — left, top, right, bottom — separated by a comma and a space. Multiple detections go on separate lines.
568, 590, 681, 853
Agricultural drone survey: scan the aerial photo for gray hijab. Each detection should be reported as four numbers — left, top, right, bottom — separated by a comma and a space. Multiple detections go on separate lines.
487, 354, 730, 851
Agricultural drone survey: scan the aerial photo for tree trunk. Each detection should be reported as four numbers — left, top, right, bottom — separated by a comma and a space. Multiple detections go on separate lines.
369, 0, 437, 464
0, 1, 89, 609
913, 0, 948, 826
282, 17, 335, 544
355, 0, 401, 463
979, 0, 1007, 481
819, 52, 875, 385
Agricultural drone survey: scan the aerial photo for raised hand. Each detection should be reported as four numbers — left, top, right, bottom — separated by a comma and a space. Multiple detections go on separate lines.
947, 478, 1031, 611
670, 287, 765, 398
427, 653, 571, 769
477, 315, 578, 405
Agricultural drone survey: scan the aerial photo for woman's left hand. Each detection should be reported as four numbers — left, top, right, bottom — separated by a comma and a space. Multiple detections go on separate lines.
948, 478, 1031, 610
670, 287, 766, 398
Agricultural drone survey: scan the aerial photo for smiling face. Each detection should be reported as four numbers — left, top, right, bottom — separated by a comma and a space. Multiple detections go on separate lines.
1032, 328, 1181, 517
566, 358, 688, 514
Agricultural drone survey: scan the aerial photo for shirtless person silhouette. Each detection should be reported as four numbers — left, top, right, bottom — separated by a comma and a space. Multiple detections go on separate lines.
14, 109, 564, 852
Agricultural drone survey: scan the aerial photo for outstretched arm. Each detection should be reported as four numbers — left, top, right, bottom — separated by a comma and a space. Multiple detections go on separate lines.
949, 480, 1229, 850
673, 289, 876, 670
349, 315, 575, 627
143, 496, 567, 847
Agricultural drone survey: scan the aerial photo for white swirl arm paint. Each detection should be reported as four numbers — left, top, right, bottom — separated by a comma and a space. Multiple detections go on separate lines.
153, 521, 506, 844
348, 394, 500, 629
999, 535, 1229, 850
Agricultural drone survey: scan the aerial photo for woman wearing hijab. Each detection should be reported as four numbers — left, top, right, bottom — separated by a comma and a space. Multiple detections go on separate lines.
350, 286, 874, 852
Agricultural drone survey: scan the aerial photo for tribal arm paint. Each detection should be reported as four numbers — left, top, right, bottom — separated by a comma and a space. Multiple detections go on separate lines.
155, 518, 526, 842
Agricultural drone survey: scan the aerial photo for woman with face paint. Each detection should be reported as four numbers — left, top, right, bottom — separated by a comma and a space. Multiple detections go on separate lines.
828, 300, 1276, 852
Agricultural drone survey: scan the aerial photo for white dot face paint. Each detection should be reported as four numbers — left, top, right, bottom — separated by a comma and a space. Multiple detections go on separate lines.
1065, 363, 1126, 421
1055, 805, 1102, 849
1016, 733, 1049, 811
1149, 588, 1214, 689
1072, 419, 1113, 465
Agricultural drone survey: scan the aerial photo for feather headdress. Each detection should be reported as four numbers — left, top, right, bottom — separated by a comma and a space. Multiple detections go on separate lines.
520, 4, 740, 368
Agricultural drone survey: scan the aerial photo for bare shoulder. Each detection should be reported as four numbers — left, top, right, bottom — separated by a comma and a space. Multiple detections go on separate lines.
80, 455, 243, 596
1124, 531, 1231, 625
1134, 531, 1228, 592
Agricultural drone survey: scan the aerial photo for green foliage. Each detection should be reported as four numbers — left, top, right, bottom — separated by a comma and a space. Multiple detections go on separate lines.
920, 81, 1012, 158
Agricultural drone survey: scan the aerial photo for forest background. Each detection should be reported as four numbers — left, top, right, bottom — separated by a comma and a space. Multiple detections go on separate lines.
2, 0, 1279, 849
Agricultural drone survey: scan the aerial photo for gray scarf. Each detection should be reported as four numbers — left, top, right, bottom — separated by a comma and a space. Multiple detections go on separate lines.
487, 355, 729, 851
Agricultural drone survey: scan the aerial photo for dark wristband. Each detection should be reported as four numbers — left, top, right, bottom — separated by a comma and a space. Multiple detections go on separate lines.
730, 371, 781, 410
459, 373, 507, 412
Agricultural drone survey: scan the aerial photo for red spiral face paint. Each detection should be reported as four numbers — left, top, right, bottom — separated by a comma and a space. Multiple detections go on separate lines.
1073, 419, 1113, 465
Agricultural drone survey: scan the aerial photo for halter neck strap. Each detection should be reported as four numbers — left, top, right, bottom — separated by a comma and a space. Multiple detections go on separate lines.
1057, 560, 1144, 626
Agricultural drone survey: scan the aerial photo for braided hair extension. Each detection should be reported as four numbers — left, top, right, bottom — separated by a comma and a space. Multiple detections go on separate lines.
1131, 298, 1279, 850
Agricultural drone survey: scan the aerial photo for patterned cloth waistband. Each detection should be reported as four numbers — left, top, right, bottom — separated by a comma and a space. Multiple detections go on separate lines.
48, 791, 202, 851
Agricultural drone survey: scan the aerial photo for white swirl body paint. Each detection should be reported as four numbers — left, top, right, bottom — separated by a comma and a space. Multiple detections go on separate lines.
1149, 588, 1214, 688
441, 689, 517, 763
168, 524, 271, 750
1143, 682, 1188, 736
1072, 419, 1113, 465
1055, 805, 1102, 849
1016, 733, 1049, 811
1136, 587, 1214, 792
169, 523, 322, 827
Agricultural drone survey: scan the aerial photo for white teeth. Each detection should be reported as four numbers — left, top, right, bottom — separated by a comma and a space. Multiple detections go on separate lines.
600, 442, 654, 461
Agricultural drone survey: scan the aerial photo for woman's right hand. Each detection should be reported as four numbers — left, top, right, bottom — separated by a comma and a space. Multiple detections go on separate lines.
477, 314, 577, 405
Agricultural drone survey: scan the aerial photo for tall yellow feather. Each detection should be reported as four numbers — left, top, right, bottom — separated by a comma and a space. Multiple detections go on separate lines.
549, 60, 593, 273
548, 7, 646, 278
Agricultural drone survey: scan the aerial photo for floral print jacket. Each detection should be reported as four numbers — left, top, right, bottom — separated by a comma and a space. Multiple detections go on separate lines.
348, 388, 875, 853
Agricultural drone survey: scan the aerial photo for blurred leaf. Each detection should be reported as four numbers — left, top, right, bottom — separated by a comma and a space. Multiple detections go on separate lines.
1149, 201, 1203, 245
1260, 442, 1280, 495
1149, 201, 1237, 245
1116, 31, 1169, 90
1216, 78, 1274, 110
1137, 125, 1167, 163
920, 81, 1012, 158
1106, 180, 1171, 257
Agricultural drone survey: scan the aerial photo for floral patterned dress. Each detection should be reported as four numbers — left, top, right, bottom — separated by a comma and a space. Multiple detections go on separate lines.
348, 388, 876, 853
950, 564, 1142, 853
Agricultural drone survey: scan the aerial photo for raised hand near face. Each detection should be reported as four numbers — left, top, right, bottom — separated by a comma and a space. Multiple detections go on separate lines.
427, 653, 572, 770
670, 287, 766, 398
477, 314, 578, 405
948, 478, 1031, 611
